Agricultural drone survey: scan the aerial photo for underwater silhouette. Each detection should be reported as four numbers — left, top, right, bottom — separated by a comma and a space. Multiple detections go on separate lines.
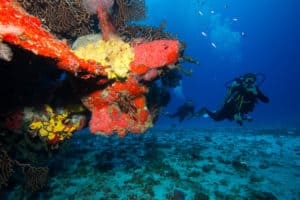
166, 100, 196, 122
200, 73, 269, 125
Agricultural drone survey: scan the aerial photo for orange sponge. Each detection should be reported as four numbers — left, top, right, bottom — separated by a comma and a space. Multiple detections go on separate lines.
131, 40, 179, 69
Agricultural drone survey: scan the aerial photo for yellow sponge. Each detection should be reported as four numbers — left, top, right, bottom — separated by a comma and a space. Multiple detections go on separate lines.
73, 36, 134, 79
28, 105, 82, 143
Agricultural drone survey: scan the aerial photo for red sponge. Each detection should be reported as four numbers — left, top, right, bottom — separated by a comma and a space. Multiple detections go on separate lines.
131, 40, 179, 69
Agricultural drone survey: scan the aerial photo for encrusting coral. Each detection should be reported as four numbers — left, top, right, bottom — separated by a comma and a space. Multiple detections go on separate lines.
0, 0, 180, 137
28, 105, 86, 144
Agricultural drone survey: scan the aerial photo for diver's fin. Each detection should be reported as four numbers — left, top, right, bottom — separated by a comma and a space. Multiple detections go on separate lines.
202, 113, 209, 118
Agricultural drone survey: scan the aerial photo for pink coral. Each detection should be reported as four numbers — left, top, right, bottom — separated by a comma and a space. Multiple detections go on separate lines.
141, 69, 160, 81
82, 0, 114, 14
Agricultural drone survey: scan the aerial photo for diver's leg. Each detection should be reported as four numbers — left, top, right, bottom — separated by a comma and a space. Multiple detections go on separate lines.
234, 113, 243, 126
179, 115, 185, 122
204, 108, 226, 121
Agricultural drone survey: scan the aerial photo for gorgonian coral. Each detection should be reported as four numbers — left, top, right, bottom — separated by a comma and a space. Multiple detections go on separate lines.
113, 0, 146, 29
0, 149, 14, 188
17, 0, 94, 40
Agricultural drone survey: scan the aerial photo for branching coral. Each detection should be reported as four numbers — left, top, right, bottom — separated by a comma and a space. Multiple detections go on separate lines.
113, 0, 170, 42
112, 0, 174, 42
18, 161, 48, 192
0, 149, 48, 191
17, 0, 94, 40
0, 149, 14, 188
118, 22, 174, 42
113, 0, 146, 29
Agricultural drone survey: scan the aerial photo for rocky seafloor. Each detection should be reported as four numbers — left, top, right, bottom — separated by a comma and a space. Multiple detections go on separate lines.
3, 127, 300, 200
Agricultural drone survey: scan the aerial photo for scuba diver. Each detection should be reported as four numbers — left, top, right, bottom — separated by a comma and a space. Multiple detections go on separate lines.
166, 100, 195, 122
200, 73, 269, 125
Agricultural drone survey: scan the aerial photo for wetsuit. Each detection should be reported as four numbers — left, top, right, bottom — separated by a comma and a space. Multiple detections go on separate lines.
170, 102, 195, 122
204, 83, 269, 125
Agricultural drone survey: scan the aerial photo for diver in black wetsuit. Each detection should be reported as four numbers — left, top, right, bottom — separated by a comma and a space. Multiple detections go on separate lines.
200, 73, 269, 125
167, 100, 195, 122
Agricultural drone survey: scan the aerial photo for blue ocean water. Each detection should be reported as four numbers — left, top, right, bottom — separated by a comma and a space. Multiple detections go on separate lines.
143, 0, 300, 128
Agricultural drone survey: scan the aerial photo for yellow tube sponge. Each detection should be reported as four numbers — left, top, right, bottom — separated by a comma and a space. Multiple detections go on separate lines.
73, 36, 134, 79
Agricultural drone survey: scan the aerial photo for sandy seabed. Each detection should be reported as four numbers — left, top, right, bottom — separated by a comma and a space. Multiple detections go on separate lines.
3, 127, 300, 200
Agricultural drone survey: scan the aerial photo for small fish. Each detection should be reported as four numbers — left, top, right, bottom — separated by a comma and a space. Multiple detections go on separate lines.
0, 42, 13, 62
198, 10, 204, 16
201, 31, 207, 37
211, 42, 217, 48
210, 10, 215, 14
241, 32, 246, 37
232, 18, 238, 22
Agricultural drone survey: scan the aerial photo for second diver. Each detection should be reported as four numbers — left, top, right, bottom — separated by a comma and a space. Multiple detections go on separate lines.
200, 73, 269, 125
